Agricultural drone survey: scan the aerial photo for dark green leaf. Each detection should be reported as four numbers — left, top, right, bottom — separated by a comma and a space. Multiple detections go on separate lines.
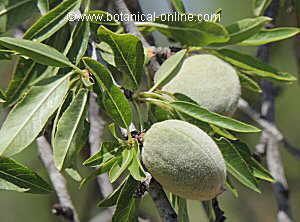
67, 20, 90, 65
109, 148, 133, 183
253, 0, 272, 16
83, 57, 133, 129
223, 16, 271, 45
24, 0, 80, 41
0, 88, 6, 103
112, 175, 139, 222
0, 74, 70, 157
169, 0, 186, 13
214, 49, 296, 81
128, 141, 147, 181
151, 49, 187, 91
53, 89, 88, 171
238, 73, 262, 93
97, 26, 144, 90
0, 156, 52, 194
232, 141, 274, 183
239, 28, 300, 46
87, 10, 120, 25
139, 15, 229, 46
216, 138, 260, 193
0, 37, 74, 67
170, 101, 260, 133
97, 176, 128, 208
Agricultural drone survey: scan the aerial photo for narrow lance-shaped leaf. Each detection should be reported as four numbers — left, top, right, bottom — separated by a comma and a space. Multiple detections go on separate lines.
239, 27, 300, 46
0, 156, 52, 194
177, 197, 190, 222
53, 88, 88, 171
112, 175, 139, 222
109, 148, 134, 183
128, 141, 147, 181
170, 101, 260, 133
238, 73, 262, 93
0, 88, 6, 103
97, 26, 145, 90
220, 16, 271, 45
215, 138, 260, 193
232, 141, 274, 182
213, 49, 297, 81
253, 0, 272, 16
24, 0, 80, 41
0, 74, 70, 157
151, 49, 187, 91
83, 57, 132, 129
137, 15, 229, 47
0, 37, 74, 67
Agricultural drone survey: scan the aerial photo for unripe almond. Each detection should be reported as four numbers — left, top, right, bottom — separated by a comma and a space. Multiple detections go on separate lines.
142, 120, 226, 200
155, 54, 241, 115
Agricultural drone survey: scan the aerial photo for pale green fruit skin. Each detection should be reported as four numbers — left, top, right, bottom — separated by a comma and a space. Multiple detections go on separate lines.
156, 54, 241, 115
142, 120, 226, 200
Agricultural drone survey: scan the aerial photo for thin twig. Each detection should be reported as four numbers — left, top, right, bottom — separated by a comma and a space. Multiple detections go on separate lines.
238, 99, 300, 158
255, 0, 294, 221
112, 0, 178, 221
37, 136, 80, 222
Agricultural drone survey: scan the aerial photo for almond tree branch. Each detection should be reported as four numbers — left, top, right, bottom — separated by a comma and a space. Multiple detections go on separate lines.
36, 136, 80, 222
112, 0, 178, 221
254, 0, 294, 221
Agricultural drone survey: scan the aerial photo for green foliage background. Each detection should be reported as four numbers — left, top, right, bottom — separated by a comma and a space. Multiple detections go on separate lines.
0, 0, 299, 221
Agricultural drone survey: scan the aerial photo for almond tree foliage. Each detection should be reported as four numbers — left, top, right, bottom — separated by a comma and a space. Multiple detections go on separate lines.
0, 0, 299, 221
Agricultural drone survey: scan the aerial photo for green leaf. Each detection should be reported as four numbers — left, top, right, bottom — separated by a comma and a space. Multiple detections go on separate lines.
0, 0, 39, 33
128, 141, 147, 181
0, 37, 74, 67
169, 0, 186, 13
0, 178, 29, 192
23, 0, 80, 41
177, 197, 190, 222
239, 28, 300, 46
223, 17, 271, 45
232, 141, 275, 183
83, 141, 121, 167
214, 49, 296, 81
80, 156, 120, 187
151, 49, 187, 91
253, 0, 272, 16
87, 10, 120, 25
97, 176, 128, 208
216, 138, 260, 193
37, 0, 49, 15
65, 168, 82, 182
138, 15, 229, 46
238, 73, 262, 93
97, 26, 144, 90
109, 148, 134, 183
210, 125, 238, 140
67, 20, 90, 65
53, 89, 88, 171
0, 156, 52, 194
170, 101, 260, 133
0, 74, 70, 157
112, 175, 139, 222
83, 57, 132, 129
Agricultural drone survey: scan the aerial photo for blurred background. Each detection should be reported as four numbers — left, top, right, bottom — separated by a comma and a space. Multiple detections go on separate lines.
1, 0, 300, 221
